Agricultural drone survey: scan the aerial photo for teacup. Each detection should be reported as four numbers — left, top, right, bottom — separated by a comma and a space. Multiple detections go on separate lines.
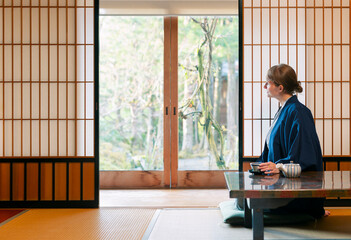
250, 162, 261, 172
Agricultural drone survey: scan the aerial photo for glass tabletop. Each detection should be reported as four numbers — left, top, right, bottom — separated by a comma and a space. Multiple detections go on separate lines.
224, 171, 351, 199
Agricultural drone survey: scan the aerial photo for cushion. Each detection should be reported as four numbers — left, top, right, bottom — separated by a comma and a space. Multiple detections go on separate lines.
219, 201, 315, 226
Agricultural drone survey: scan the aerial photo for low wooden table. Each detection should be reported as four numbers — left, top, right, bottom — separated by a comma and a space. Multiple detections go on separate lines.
224, 171, 351, 240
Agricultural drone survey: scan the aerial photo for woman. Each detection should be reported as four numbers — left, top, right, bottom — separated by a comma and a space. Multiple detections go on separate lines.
257, 64, 329, 218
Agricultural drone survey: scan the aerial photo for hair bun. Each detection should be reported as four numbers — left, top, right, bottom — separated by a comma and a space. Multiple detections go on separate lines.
296, 81, 303, 93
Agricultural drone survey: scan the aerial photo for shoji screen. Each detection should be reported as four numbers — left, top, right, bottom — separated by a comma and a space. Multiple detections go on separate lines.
242, 0, 350, 169
0, 0, 97, 207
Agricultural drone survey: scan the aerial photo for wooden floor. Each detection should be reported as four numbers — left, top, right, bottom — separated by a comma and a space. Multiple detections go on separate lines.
0, 190, 350, 240
99, 189, 231, 208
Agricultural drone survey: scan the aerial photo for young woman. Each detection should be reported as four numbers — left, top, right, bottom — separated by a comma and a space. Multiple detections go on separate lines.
257, 64, 329, 218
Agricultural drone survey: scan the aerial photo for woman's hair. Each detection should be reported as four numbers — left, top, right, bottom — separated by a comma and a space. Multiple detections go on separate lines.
266, 64, 303, 94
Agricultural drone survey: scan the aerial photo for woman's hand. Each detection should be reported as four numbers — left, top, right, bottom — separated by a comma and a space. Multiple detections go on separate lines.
258, 162, 280, 175
257, 174, 280, 185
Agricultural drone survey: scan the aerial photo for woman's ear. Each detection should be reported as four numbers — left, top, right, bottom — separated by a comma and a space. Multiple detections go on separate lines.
279, 85, 284, 92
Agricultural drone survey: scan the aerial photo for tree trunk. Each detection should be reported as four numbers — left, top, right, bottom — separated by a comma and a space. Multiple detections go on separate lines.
181, 79, 194, 151
226, 60, 238, 150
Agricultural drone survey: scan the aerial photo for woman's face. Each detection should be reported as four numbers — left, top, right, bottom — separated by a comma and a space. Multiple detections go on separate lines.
264, 80, 282, 99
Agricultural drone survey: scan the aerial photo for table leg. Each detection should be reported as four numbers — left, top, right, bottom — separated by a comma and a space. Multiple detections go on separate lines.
244, 198, 252, 228
252, 207, 264, 240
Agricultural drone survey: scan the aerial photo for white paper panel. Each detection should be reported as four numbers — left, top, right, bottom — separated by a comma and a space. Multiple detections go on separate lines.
341, 9, 349, 44
0, 85, 2, 118
306, 46, 314, 82
41, 120, 48, 156
49, 120, 57, 156
68, 8, 75, 44
306, 83, 314, 116
23, 120, 30, 156
298, 82, 306, 105
31, 83, 39, 118
333, 46, 341, 81
4, 46, 12, 81
77, 120, 84, 156
86, 120, 94, 156
271, 8, 278, 44
280, 8, 288, 44
13, 8, 21, 44
324, 46, 332, 81
315, 46, 323, 81
49, 46, 57, 81
68, 83, 75, 119
77, 83, 85, 119
288, 45, 296, 71
22, 83, 30, 118
324, 83, 332, 118
341, 83, 349, 118
297, 46, 305, 81
4, 83, 12, 118
324, 120, 332, 155
41, 83, 48, 119
13, 83, 21, 119
324, 0, 332, 7
4, 8, 12, 44
288, 8, 296, 44
252, 83, 262, 119
332, 8, 341, 44
49, 83, 57, 118
315, 83, 324, 118
324, 8, 332, 44
333, 83, 341, 118
244, 83, 252, 118
86, 8, 94, 44
4, 120, 12, 155
262, 120, 269, 150
49, 8, 57, 44
270, 45, 279, 66
342, 120, 350, 155
244, 120, 252, 156
243, 9, 251, 44
68, 46, 76, 82
280, 0, 288, 7
315, 120, 323, 154
243, 46, 252, 82
280, 45, 288, 64
41, 46, 49, 81
0, 48, 2, 80
77, 8, 85, 44
59, 46, 67, 81
59, 83, 67, 118
31, 0, 39, 6
59, 120, 66, 156
31, 120, 39, 156
68, 120, 75, 156
59, 8, 67, 44
0, 121, 3, 156
77, 46, 85, 81
40, 8, 48, 44
297, 8, 305, 44
252, 46, 261, 81
342, 46, 349, 81
21, 46, 29, 81
333, 119, 341, 155
13, 46, 21, 81
13, 120, 20, 156
31, 8, 39, 44
0, 9, 3, 43
86, 83, 94, 119
86, 46, 94, 81
306, 8, 314, 44
252, 9, 261, 45
253, 120, 262, 156
32, 46, 39, 81
342, 0, 349, 6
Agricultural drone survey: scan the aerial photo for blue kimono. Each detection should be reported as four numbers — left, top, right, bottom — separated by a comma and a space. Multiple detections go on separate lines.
259, 95, 325, 218
259, 95, 323, 171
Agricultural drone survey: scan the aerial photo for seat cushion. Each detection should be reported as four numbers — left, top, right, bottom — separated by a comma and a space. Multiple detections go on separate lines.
219, 201, 315, 226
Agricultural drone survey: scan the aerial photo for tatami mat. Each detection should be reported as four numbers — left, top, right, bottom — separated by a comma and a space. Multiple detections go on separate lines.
0, 208, 156, 240
145, 208, 351, 240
